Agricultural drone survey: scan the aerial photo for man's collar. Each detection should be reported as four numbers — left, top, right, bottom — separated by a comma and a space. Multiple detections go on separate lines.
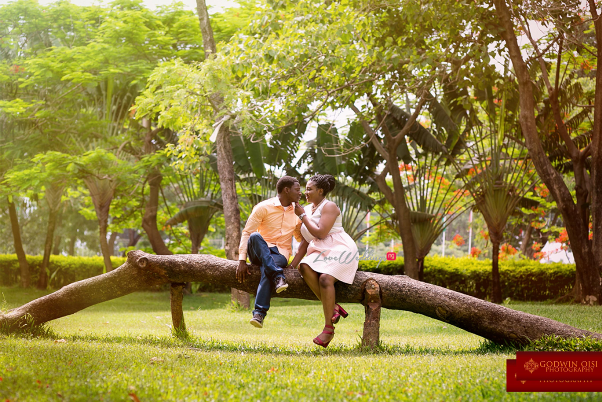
273, 196, 292, 209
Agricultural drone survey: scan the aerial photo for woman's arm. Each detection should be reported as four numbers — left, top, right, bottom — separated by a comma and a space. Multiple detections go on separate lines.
300, 202, 339, 239
288, 238, 309, 269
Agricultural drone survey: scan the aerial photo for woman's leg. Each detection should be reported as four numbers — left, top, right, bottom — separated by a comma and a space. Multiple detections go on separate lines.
299, 263, 321, 300
317, 273, 337, 343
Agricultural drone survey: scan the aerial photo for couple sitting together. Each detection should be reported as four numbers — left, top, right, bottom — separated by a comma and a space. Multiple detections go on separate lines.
236, 174, 359, 348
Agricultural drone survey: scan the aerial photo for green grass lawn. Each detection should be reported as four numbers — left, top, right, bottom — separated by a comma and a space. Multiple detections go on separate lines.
1, 287, 601, 401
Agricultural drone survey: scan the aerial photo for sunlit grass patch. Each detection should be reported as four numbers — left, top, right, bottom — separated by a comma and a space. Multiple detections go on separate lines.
0, 286, 600, 401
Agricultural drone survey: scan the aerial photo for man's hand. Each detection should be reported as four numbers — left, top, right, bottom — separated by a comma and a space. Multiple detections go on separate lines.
293, 202, 305, 216
237, 260, 251, 283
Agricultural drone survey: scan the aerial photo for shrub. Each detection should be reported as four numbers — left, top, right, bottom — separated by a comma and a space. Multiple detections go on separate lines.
0, 253, 576, 301
357, 256, 575, 301
0, 255, 126, 289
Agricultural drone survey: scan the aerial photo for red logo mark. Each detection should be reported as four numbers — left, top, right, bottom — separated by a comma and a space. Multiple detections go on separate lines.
386, 252, 396, 261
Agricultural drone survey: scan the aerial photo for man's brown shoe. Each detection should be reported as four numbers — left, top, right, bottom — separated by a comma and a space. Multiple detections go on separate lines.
250, 313, 264, 328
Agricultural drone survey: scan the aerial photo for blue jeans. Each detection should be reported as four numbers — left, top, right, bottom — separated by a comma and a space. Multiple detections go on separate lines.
247, 232, 287, 317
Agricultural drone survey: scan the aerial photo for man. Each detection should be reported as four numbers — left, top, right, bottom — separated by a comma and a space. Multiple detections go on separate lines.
236, 176, 303, 328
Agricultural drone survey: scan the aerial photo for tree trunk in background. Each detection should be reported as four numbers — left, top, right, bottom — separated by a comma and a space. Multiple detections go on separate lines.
417, 257, 425, 281
108, 232, 118, 256
98, 214, 112, 273
38, 207, 59, 289
196, 0, 248, 309
68, 235, 76, 256
84, 177, 115, 273
3, 251, 602, 345
7, 197, 29, 287
127, 229, 142, 248
587, 0, 602, 306
52, 235, 61, 255
494, 0, 601, 304
142, 169, 173, 256
520, 225, 533, 256
491, 239, 502, 304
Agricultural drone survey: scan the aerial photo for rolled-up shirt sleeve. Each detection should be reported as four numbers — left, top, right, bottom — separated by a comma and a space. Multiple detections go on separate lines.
238, 204, 267, 261
293, 220, 303, 243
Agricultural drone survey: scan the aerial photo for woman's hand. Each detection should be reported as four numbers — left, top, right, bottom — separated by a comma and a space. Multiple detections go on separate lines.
293, 202, 305, 216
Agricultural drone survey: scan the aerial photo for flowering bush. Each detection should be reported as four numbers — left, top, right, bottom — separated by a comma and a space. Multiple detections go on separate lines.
535, 184, 550, 198
499, 243, 518, 261
398, 163, 413, 172
480, 230, 489, 242
452, 234, 465, 247
470, 247, 482, 258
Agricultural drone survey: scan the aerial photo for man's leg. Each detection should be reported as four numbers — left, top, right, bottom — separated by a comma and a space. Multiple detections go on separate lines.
247, 233, 283, 318
269, 247, 288, 292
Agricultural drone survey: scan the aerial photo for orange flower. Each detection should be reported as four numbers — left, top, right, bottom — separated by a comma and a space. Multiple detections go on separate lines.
535, 184, 549, 198
452, 234, 465, 247
499, 243, 518, 260
470, 247, 482, 258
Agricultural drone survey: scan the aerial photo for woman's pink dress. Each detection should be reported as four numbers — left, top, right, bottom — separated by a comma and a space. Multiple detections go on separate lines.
299, 200, 359, 284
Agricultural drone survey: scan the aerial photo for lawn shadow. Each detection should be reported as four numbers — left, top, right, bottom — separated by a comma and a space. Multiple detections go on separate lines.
36, 332, 518, 358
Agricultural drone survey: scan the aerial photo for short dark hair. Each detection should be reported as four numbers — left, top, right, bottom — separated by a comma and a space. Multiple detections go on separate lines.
277, 176, 299, 193
309, 174, 336, 197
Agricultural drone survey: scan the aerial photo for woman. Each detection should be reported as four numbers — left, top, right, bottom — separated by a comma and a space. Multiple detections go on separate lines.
288, 174, 359, 348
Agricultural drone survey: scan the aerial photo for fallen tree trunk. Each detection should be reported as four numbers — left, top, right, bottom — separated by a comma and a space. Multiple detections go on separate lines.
1, 251, 601, 345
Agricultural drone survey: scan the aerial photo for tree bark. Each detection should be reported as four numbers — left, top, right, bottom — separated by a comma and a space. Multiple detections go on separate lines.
362, 279, 381, 348
84, 177, 115, 273
52, 235, 61, 255
491, 239, 502, 304
494, 0, 601, 304
68, 235, 76, 256
195, 0, 217, 56
417, 257, 425, 282
2, 251, 601, 345
142, 169, 173, 256
38, 207, 59, 289
108, 232, 118, 257
195, 0, 248, 308
520, 225, 533, 256
386, 152, 419, 279
170, 282, 187, 336
588, 0, 602, 303
7, 197, 30, 288
98, 215, 112, 273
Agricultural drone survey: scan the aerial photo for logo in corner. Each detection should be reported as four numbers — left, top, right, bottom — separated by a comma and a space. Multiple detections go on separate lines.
524, 358, 539, 374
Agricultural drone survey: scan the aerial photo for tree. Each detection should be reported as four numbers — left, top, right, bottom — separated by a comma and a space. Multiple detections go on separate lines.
165, 160, 222, 254
493, 0, 601, 303
216, 0, 494, 279
63, 150, 135, 272
195, 0, 243, 281
400, 153, 470, 280
5, 152, 73, 288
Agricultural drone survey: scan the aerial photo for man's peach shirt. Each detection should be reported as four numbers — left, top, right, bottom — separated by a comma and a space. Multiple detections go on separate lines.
238, 197, 303, 261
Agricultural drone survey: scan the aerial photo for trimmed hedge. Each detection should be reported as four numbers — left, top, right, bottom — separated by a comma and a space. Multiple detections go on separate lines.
0, 254, 576, 301
358, 256, 575, 301
0, 255, 125, 289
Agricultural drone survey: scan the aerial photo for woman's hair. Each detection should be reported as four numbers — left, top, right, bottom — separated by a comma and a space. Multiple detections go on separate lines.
309, 174, 336, 197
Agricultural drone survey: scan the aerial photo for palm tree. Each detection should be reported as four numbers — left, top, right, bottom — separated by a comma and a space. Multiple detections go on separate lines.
402, 153, 471, 280
165, 160, 222, 254
457, 117, 538, 303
